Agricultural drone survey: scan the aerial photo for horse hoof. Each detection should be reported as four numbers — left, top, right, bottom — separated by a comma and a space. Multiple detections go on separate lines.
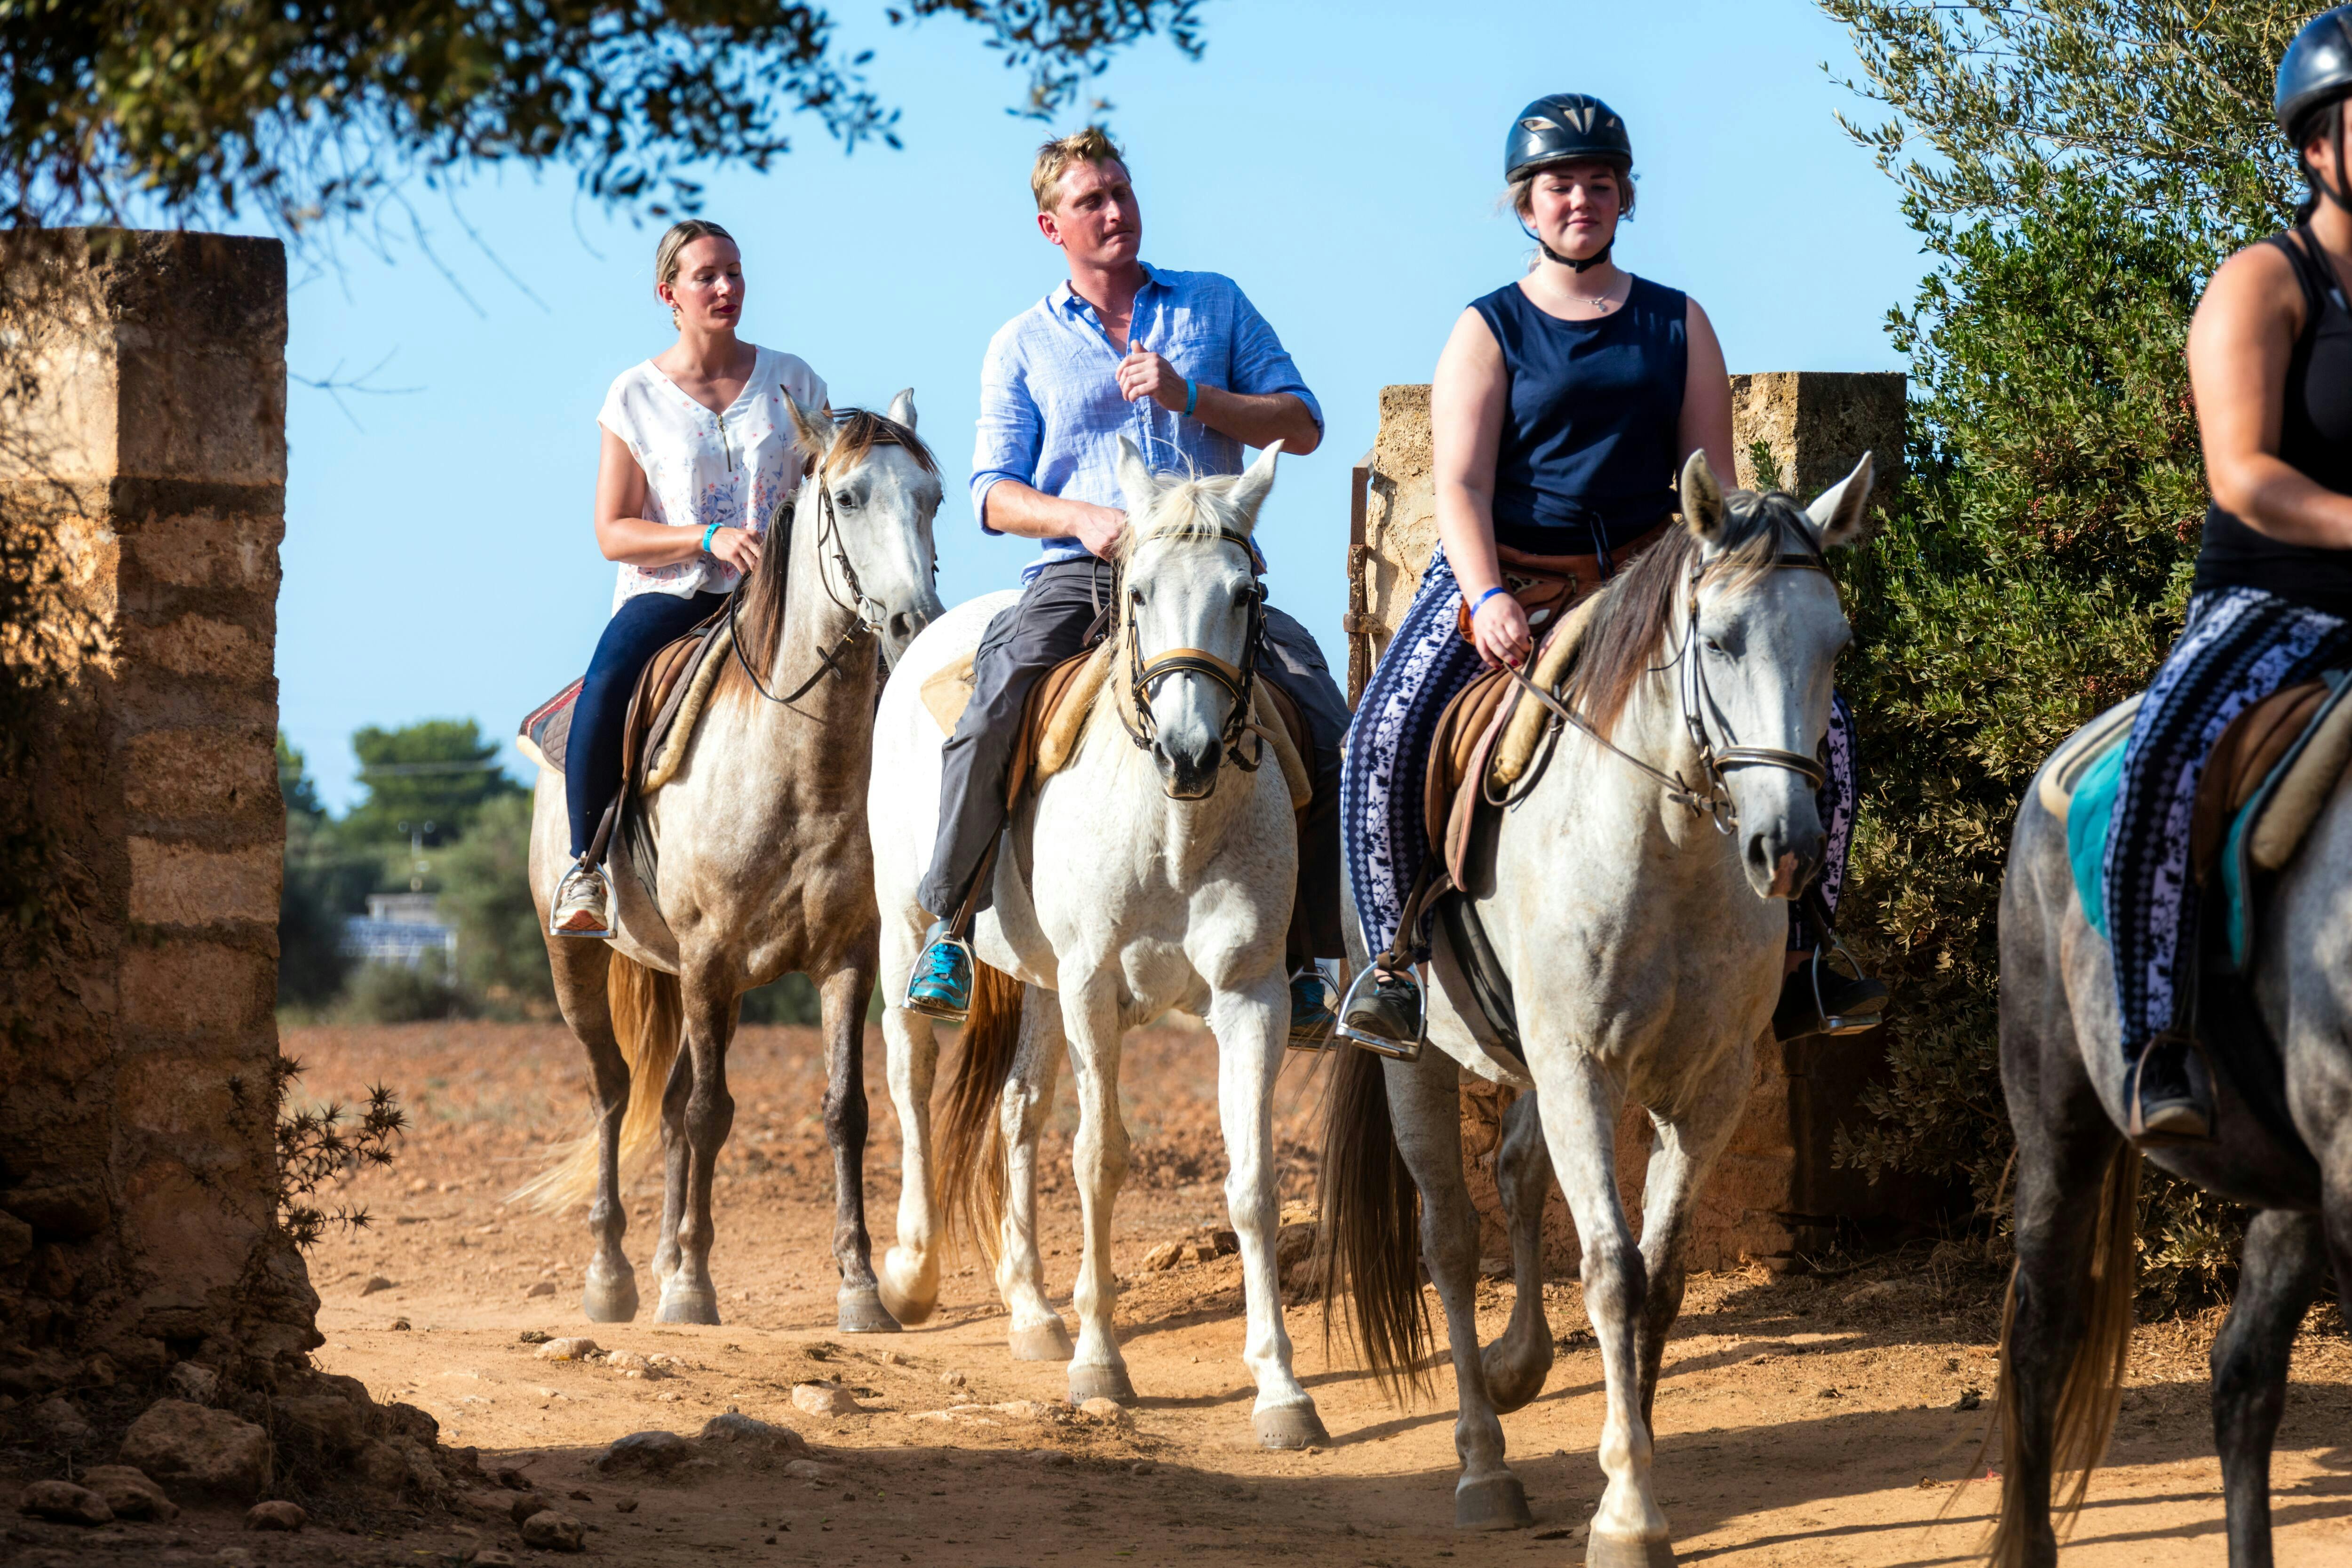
581, 1269, 639, 1323
836, 1286, 902, 1335
1453, 1474, 1533, 1532
655, 1287, 721, 1326
1480, 1342, 1551, 1415
1009, 1320, 1074, 1361
1067, 1364, 1136, 1406
1586, 1530, 1676, 1568
875, 1271, 937, 1328
1252, 1404, 1330, 1451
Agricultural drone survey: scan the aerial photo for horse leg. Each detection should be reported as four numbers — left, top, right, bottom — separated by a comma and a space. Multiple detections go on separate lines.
1629, 1059, 1748, 1433
1529, 1051, 1666, 1564
1481, 1089, 1554, 1415
999, 984, 1074, 1361
1062, 978, 1137, 1406
654, 971, 733, 1325
651, 1042, 691, 1292
819, 956, 896, 1333
547, 935, 639, 1322
1386, 1046, 1532, 1530
2212, 1208, 2322, 1568
879, 998, 943, 1327
1208, 976, 1325, 1447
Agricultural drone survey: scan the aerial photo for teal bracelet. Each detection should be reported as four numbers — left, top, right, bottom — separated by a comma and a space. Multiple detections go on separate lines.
700, 523, 721, 555
1184, 378, 1199, 417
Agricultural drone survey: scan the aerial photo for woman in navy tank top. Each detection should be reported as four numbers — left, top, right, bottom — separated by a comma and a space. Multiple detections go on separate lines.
1338, 94, 1875, 1048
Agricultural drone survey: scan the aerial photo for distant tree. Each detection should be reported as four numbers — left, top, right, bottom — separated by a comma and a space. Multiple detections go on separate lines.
342, 719, 520, 848
276, 731, 324, 820
435, 792, 551, 1015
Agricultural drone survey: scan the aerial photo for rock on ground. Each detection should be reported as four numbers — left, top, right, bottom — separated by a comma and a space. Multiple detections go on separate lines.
1077, 1397, 1133, 1426
697, 1413, 808, 1454
119, 1399, 271, 1494
594, 1430, 695, 1475
790, 1381, 863, 1417
533, 1337, 601, 1362
245, 1500, 307, 1531
79, 1467, 175, 1522
32, 1396, 94, 1446
166, 1362, 219, 1402
17, 1480, 110, 1525
520, 1510, 585, 1552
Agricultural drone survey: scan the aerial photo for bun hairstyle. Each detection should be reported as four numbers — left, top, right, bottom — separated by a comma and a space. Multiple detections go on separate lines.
654, 219, 736, 326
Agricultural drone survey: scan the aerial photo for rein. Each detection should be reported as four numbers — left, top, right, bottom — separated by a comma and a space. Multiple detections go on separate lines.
1113, 524, 1269, 774
1514, 532, 1833, 832
728, 467, 894, 707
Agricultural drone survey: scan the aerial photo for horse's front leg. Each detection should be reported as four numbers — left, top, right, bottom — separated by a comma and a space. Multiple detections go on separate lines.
999, 984, 1074, 1361
879, 995, 943, 1327
656, 968, 735, 1325
1205, 972, 1325, 1447
821, 955, 897, 1333
1061, 975, 1136, 1405
1481, 1088, 1554, 1414
546, 935, 638, 1322
1628, 1051, 1748, 1432
1529, 1050, 1668, 1563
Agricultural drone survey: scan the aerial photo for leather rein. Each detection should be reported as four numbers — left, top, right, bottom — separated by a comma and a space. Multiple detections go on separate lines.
1503, 533, 1834, 833
1113, 524, 1270, 773
727, 464, 898, 707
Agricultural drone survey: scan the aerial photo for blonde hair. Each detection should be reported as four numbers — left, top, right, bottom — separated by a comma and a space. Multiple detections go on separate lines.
654, 219, 736, 324
1031, 126, 1125, 213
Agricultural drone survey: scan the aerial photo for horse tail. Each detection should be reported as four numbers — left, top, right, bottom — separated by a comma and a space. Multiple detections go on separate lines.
932, 958, 1025, 1262
512, 953, 684, 1213
1984, 1141, 2140, 1567
1317, 1043, 1432, 1403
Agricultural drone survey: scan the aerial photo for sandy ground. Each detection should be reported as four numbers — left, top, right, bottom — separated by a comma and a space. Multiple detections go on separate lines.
11, 1019, 2352, 1567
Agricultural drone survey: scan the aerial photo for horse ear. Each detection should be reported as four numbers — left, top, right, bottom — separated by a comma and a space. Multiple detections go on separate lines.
887, 387, 917, 430
1114, 435, 1158, 519
1678, 449, 1725, 544
1226, 440, 1283, 532
785, 394, 833, 460
1805, 452, 1875, 548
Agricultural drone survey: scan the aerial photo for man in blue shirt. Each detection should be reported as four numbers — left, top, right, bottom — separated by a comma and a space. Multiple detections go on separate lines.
907, 126, 1348, 1039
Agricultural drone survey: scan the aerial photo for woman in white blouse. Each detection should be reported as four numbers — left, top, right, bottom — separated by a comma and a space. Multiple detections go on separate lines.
551, 219, 829, 936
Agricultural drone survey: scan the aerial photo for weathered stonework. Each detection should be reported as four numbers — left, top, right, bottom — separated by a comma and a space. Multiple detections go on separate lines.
0, 229, 313, 1396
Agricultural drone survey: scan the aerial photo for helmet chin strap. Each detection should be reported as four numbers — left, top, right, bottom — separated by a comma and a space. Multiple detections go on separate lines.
1540, 240, 1612, 273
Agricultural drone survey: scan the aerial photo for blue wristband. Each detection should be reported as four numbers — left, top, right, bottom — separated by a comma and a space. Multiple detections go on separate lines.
700, 523, 721, 555
1184, 378, 1199, 417
1468, 585, 1508, 619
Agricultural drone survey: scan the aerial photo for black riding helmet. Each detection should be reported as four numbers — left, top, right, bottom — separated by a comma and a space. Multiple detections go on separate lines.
2280, 5, 2352, 215
1505, 94, 1632, 273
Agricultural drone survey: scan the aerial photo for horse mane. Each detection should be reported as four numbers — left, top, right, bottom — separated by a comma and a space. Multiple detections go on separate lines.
1560, 490, 1816, 740
723, 407, 938, 695
1113, 465, 1255, 562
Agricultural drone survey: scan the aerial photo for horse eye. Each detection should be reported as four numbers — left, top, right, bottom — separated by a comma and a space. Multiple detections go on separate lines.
834, 490, 855, 508
1703, 636, 1727, 655
1128, 587, 1144, 607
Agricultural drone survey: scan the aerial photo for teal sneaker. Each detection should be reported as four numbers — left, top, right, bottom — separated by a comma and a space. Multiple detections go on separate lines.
1287, 968, 1337, 1050
905, 922, 972, 1022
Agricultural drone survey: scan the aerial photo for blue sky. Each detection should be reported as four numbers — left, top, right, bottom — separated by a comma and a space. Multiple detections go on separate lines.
275, 0, 1922, 810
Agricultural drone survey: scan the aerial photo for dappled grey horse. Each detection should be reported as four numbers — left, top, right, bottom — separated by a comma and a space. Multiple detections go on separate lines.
519, 394, 943, 1333
1322, 451, 1872, 1564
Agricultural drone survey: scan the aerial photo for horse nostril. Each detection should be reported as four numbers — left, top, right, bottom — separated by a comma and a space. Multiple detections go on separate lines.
888, 610, 925, 643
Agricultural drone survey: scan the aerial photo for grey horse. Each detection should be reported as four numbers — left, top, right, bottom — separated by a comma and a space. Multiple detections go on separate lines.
1992, 706, 2352, 1566
519, 395, 944, 1333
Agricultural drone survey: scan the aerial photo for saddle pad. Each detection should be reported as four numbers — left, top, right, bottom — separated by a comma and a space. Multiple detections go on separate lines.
1489, 590, 1608, 794
516, 678, 583, 772
625, 612, 731, 797
638, 619, 734, 794
1003, 648, 1112, 808
922, 653, 979, 735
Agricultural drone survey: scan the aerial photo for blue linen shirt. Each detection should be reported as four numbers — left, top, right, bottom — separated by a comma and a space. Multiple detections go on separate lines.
970, 264, 1322, 581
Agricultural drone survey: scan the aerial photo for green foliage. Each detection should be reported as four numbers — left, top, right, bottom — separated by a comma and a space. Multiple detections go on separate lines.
1820, 0, 2303, 1305
339, 949, 464, 1025
740, 972, 825, 1025
342, 718, 520, 848
435, 792, 553, 1016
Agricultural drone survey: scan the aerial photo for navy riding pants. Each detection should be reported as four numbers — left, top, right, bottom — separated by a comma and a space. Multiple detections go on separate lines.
565, 589, 730, 859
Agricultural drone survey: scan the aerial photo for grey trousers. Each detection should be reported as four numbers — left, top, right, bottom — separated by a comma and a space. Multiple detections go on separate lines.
915, 556, 1349, 962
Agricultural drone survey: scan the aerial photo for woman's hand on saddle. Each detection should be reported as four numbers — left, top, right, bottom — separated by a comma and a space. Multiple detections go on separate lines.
1470, 589, 1533, 670
707, 525, 763, 576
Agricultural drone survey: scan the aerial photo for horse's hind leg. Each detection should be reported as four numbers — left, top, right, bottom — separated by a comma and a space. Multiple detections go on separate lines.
652, 1042, 691, 1292
820, 954, 898, 1334
1481, 1090, 1554, 1415
548, 936, 638, 1322
1386, 1045, 1532, 1530
2212, 1208, 2322, 1568
655, 971, 736, 1325
1062, 978, 1138, 1406
999, 985, 1074, 1361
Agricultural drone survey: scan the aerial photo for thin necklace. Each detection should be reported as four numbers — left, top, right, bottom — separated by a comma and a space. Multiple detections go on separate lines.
1566, 277, 1623, 312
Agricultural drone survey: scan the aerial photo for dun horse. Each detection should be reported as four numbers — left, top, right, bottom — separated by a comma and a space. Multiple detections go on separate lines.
867, 438, 1331, 1449
1322, 452, 1872, 1563
521, 395, 944, 1333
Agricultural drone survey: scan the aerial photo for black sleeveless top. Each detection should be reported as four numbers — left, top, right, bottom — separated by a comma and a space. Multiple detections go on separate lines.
2193, 228, 2352, 616
1470, 275, 1688, 558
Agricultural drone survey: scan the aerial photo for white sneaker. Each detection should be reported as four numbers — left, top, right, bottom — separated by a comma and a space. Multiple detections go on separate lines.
550, 863, 613, 938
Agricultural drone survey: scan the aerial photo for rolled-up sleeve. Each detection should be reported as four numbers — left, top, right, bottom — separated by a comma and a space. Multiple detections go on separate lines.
1226, 286, 1323, 437
970, 326, 1041, 534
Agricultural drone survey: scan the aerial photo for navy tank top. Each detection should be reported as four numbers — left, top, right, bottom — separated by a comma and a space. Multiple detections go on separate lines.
1470, 274, 1689, 556
2194, 228, 2352, 618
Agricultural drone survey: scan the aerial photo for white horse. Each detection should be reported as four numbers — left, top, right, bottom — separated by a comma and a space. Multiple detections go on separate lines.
866, 438, 1328, 1449
1322, 452, 1872, 1562
522, 395, 944, 1334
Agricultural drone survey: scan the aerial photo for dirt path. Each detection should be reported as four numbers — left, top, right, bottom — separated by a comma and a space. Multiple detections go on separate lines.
20, 1021, 2349, 1566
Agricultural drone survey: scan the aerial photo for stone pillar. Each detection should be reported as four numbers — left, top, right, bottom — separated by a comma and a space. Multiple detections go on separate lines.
0, 229, 314, 1395
1343, 371, 1922, 1272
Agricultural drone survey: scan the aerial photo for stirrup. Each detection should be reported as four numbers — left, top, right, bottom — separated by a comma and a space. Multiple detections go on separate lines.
2125, 1035, 2215, 1145
548, 862, 613, 941
903, 931, 976, 1022
1286, 964, 1341, 1053
1793, 924, 1883, 1039
1333, 963, 1425, 1062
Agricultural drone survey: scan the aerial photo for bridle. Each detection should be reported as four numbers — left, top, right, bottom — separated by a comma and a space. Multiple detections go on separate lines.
1113, 524, 1269, 775
729, 459, 907, 707
1503, 527, 1835, 833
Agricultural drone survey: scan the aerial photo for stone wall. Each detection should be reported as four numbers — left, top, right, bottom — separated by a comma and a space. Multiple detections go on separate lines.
1341, 371, 1927, 1272
0, 230, 316, 1399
